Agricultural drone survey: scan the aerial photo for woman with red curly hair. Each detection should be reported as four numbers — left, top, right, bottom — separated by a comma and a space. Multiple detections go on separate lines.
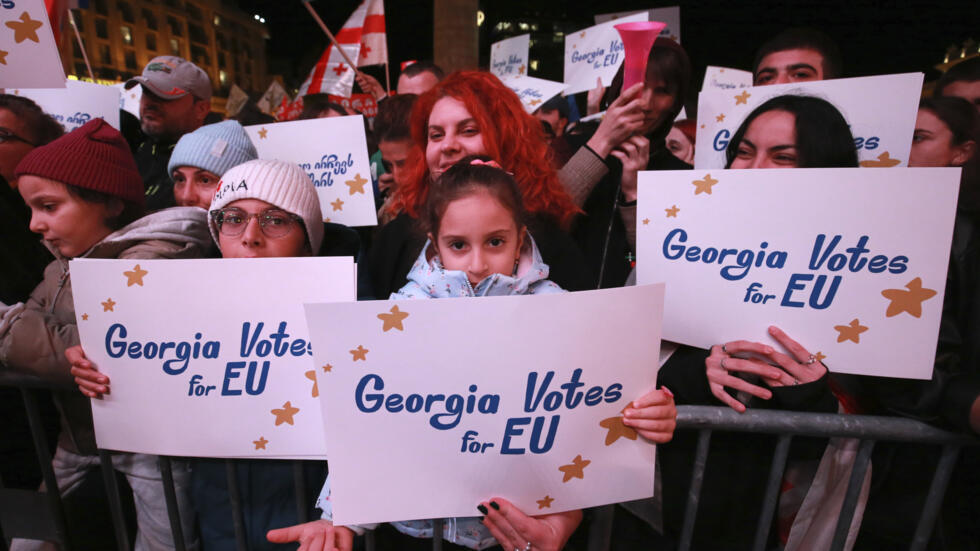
368, 71, 591, 298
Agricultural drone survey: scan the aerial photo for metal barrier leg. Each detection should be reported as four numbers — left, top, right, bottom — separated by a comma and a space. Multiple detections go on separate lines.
678, 429, 712, 551
293, 461, 308, 524
431, 518, 443, 550
19, 388, 71, 551
585, 505, 614, 551
224, 460, 248, 551
364, 528, 376, 551
158, 457, 186, 551
910, 444, 962, 551
98, 450, 131, 551
829, 439, 875, 551
751, 434, 792, 551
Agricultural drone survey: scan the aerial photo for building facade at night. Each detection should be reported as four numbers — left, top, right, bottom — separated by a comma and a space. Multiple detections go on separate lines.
60, 0, 271, 111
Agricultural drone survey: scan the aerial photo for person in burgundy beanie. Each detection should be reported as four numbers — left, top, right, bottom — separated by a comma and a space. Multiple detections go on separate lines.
1, 117, 210, 550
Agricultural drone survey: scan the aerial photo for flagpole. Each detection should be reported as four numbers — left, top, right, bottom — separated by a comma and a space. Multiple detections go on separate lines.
68, 10, 95, 80
384, 62, 391, 95
300, 0, 359, 73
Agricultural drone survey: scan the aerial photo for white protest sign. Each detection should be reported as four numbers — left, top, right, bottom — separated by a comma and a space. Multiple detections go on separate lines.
225, 84, 249, 117
636, 168, 959, 379
305, 285, 665, 525
595, 7, 681, 43
114, 82, 141, 117
71, 257, 357, 458
702, 66, 753, 91
0, 0, 65, 89
490, 34, 529, 80
257, 80, 288, 115
16, 80, 120, 132
504, 76, 568, 114
563, 12, 647, 96
694, 73, 924, 169
245, 116, 378, 227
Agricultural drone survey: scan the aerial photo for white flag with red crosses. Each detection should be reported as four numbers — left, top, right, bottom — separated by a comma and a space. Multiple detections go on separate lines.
297, 0, 385, 99
0, 0, 66, 89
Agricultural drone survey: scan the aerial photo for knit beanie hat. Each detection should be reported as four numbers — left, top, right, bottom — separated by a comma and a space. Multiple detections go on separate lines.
208, 159, 324, 253
168, 120, 258, 177
15, 118, 144, 206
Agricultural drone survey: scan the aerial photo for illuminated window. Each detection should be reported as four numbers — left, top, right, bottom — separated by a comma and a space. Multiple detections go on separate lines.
120, 25, 132, 45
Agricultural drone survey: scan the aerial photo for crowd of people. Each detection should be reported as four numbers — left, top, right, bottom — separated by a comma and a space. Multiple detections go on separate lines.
0, 22, 979, 551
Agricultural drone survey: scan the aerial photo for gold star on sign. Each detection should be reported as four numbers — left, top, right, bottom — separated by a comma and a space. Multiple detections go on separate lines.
536, 495, 554, 509
322, 363, 333, 373
253, 436, 268, 450
345, 173, 368, 195
814, 351, 826, 362
734, 90, 751, 105
881, 277, 937, 318
518, 64, 526, 75
665, 205, 679, 217
715, 113, 725, 122
580, 31, 586, 38
270, 401, 300, 426
323, 217, 331, 222
692, 174, 718, 195
123, 264, 148, 286
559, 454, 591, 482
81, 313, 89, 321
834, 319, 868, 344
859, 151, 902, 168
304, 370, 319, 398
331, 198, 344, 211
528, 99, 542, 106
0, 49, 8, 65
700, 124, 705, 129
257, 128, 268, 139
350, 345, 368, 361
101, 298, 116, 312
642, 218, 650, 225
377, 305, 409, 332
6, 11, 43, 44
599, 408, 637, 446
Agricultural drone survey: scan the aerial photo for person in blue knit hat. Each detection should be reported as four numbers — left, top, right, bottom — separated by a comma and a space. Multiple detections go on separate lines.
168, 119, 257, 209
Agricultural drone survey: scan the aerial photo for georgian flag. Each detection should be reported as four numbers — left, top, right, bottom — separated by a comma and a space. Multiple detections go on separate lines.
296, 0, 386, 99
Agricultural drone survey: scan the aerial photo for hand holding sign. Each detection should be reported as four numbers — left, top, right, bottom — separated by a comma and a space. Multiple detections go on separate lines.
479, 499, 582, 551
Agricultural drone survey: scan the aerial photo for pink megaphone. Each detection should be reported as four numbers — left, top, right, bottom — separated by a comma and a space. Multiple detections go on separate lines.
614, 21, 668, 91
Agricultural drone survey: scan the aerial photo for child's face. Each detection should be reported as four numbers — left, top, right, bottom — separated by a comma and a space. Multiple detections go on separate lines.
426, 96, 487, 180
216, 198, 309, 258
432, 189, 524, 288
173, 166, 220, 209
19, 175, 118, 258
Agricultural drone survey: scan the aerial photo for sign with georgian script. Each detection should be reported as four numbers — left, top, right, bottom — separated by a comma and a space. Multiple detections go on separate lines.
694, 73, 923, 169
0, 0, 66, 89
71, 257, 357, 457
490, 34, 530, 80
636, 168, 959, 379
563, 12, 647, 96
504, 76, 568, 114
595, 6, 681, 43
702, 66, 753, 91
305, 285, 665, 525
245, 116, 378, 227
16, 80, 121, 132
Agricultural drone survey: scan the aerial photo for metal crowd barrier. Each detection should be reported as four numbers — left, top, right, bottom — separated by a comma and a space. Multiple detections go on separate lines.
2, 372, 977, 551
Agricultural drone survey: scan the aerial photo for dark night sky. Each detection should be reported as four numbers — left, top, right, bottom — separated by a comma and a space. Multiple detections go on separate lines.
234, 0, 977, 95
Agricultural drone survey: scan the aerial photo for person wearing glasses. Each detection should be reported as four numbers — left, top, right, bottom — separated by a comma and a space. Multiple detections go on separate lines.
69, 158, 333, 550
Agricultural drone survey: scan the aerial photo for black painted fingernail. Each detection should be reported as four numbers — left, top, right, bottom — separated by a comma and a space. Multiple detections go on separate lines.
490, 501, 500, 511
477, 504, 488, 515
479, 515, 485, 522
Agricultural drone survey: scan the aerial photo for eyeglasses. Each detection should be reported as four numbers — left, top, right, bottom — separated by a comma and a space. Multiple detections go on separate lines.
0, 130, 36, 146
210, 207, 302, 239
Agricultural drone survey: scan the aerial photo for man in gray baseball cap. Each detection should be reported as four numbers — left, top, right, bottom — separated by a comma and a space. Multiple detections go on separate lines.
125, 55, 213, 210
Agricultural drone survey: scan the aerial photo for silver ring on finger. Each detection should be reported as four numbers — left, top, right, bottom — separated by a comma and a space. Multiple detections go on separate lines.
804, 354, 817, 365
722, 343, 729, 354
525, 543, 532, 551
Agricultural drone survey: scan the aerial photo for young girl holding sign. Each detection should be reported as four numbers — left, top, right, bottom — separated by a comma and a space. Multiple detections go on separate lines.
0, 118, 211, 550
269, 156, 677, 551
